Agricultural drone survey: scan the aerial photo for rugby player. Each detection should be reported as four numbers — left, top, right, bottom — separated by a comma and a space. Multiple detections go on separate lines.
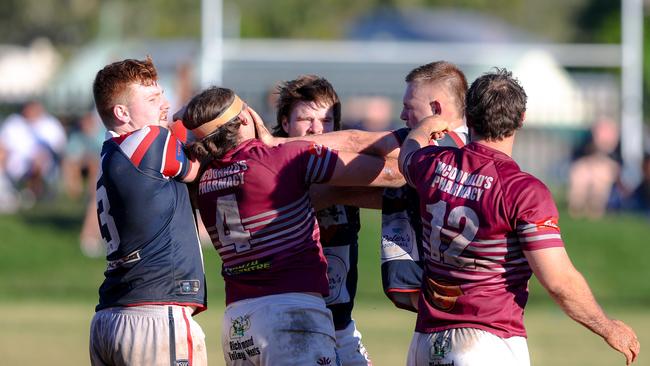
381, 61, 469, 312
399, 68, 640, 366
180, 86, 437, 365
273, 75, 372, 365
89, 57, 207, 366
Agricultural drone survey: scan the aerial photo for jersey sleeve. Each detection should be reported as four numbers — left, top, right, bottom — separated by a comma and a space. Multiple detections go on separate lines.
115, 126, 192, 181
403, 146, 440, 188
168, 120, 189, 144
391, 127, 411, 145
280, 141, 339, 185
513, 178, 565, 251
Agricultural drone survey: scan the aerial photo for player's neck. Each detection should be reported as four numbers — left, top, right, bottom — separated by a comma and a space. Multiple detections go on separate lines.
473, 134, 515, 157
447, 117, 465, 131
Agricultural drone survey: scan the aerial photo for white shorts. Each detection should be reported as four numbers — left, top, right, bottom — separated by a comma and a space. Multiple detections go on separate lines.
89, 305, 207, 366
222, 292, 339, 366
407, 328, 530, 366
335, 319, 372, 366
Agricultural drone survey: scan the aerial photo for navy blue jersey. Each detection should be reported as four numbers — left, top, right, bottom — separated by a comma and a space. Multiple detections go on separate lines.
317, 204, 361, 330
95, 125, 206, 313
380, 128, 467, 311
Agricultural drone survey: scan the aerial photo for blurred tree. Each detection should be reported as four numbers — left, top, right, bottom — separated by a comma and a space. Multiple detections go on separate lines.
235, 0, 589, 42
0, 0, 99, 48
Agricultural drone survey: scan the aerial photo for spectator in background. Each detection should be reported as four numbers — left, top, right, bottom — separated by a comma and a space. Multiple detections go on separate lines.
61, 110, 105, 257
0, 100, 67, 201
623, 153, 650, 216
0, 143, 20, 213
345, 96, 394, 132
567, 117, 621, 219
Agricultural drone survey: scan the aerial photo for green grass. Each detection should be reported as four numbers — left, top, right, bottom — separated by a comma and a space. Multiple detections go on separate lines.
0, 200, 648, 365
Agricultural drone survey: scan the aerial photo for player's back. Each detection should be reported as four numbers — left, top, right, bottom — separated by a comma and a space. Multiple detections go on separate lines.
96, 126, 206, 312
197, 139, 338, 305
405, 142, 563, 338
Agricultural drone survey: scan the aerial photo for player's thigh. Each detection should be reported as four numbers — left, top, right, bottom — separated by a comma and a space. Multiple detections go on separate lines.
407, 328, 529, 366
90, 306, 205, 366
335, 319, 371, 366
222, 293, 338, 366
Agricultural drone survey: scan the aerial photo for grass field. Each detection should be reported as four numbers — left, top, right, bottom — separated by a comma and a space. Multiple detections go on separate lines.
0, 200, 648, 365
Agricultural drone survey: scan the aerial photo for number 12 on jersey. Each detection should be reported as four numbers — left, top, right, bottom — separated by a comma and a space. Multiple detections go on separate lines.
426, 200, 478, 268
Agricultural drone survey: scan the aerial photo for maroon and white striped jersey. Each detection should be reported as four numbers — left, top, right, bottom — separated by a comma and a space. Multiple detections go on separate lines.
402, 142, 564, 338
197, 139, 338, 305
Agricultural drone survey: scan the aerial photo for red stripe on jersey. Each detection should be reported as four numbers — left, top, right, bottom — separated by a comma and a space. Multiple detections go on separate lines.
182, 308, 194, 366
162, 133, 182, 178
130, 127, 160, 167
169, 120, 188, 144
111, 132, 133, 145
447, 131, 466, 147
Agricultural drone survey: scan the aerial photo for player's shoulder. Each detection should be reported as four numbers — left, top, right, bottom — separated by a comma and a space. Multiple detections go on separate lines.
503, 169, 553, 202
412, 144, 457, 162
276, 139, 332, 158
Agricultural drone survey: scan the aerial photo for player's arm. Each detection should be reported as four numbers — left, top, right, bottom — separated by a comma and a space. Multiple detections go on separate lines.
181, 160, 200, 182
309, 185, 385, 211
524, 247, 640, 365
398, 115, 448, 177
166, 122, 200, 183
250, 106, 401, 158
328, 152, 405, 188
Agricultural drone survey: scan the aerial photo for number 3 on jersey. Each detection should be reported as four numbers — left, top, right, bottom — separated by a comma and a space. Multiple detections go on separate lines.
426, 201, 478, 268
96, 161, 120, 256
216, 194, 252, 252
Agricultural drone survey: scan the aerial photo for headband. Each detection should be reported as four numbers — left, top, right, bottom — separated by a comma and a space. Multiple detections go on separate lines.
190, 95, 244, 139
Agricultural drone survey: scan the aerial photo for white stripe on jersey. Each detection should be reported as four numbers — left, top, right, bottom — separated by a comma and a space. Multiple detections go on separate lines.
309, 151, 324, 183
518, 233, 562, 242
248, 209, 312, 245
305, 155, 316, 184
315, 149, 332, 182
207, 193, 316, 266
241, 193, 309, 224
119, 126, 151, 158
220, 221, 314, 264
160, 132, 184, 179
249, 206, 313, 238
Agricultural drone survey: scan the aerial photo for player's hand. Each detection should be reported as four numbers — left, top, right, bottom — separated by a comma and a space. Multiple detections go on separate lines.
602, 319, 640, 365
249, 106, 281, 146
416, 115, 449, 140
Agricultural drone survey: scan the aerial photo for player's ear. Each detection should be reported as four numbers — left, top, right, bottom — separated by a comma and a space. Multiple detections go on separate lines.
281, 116, 290, 134
113, 104, 130, 124
430, 101, 442, 115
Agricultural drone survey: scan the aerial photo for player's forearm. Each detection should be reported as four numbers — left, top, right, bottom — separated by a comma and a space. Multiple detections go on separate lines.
280, 130, 400, 157
368, 157, 405, 188
544, 267, 612, 338
330, 152, 404, 188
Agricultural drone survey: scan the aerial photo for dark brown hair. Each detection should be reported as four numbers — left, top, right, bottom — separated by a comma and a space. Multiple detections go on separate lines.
406, 61, 468, 118
182, 87, 242, 161
92, 56, 158, 129
465, 68, 527, 140
273, 75, 341, 137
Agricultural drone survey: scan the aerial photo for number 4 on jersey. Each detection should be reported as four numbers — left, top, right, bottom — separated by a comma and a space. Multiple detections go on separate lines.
216, 194, 252, 252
